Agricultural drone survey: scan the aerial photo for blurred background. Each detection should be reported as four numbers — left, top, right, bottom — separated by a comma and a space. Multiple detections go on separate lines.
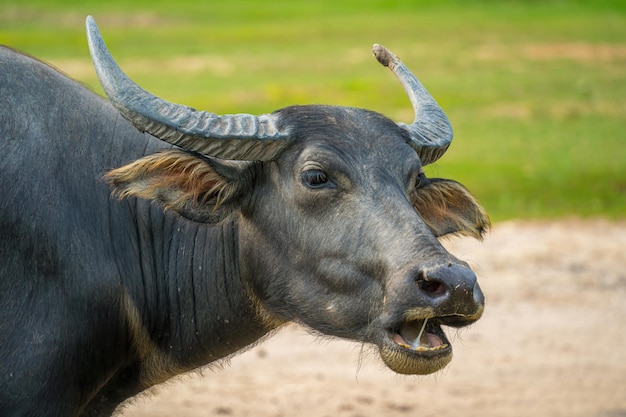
2, 0, 624, 221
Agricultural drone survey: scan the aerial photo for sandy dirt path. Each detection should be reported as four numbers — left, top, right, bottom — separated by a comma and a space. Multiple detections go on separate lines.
117, 220, 626, 417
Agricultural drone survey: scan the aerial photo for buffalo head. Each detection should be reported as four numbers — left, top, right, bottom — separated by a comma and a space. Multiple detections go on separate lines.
87, 16, 489, 375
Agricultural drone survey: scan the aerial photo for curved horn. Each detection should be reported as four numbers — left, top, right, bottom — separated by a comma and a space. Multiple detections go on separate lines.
86, 16, 290, 161
373, 44, 453, 165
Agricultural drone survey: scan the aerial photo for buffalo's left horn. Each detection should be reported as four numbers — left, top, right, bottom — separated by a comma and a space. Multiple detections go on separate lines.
86, 16, 291, 161
373, 44, 453, 165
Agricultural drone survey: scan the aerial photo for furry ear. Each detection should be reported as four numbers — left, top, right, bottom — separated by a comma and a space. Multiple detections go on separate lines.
106, 150, 255, 222
413, 178, 490, 240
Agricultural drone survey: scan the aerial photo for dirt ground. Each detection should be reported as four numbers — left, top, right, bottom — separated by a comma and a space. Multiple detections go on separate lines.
118, 219, 626, 417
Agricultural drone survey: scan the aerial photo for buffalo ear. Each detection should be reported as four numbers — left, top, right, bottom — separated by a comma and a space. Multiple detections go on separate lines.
413, 178, 490, 240
105, 150, 255, 223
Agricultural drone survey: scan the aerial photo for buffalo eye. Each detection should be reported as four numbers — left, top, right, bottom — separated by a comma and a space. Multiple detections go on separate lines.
301, 169, 331, 189
415, 171, 429, 189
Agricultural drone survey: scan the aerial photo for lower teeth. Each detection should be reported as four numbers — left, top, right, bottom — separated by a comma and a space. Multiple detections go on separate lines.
413, 343, 448, 352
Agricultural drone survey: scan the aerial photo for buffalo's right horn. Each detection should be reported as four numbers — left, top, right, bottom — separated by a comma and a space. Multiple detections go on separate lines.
373, 44, 453, 166
86, 16, 291, 161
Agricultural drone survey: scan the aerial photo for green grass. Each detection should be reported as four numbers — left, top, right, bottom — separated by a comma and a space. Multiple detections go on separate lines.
1, 0, 625, 221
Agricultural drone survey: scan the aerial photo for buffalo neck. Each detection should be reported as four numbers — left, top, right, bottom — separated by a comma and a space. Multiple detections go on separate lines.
112, 199, 270, 374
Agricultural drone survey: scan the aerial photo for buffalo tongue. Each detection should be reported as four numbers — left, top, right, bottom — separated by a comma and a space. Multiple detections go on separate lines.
396, 319, 446, 351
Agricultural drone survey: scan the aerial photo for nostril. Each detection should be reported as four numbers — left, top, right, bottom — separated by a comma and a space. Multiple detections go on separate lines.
416, 276, 447, 296
411, 265, 481, 316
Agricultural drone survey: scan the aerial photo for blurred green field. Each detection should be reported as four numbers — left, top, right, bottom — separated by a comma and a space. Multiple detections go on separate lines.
1, 0, 625, 221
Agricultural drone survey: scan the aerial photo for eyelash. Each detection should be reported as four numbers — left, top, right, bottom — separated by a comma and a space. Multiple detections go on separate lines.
301, 169, 330, 189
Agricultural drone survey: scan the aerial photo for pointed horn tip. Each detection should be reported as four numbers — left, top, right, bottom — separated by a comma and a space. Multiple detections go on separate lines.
85, 15, 97, 32
85, 15, 102, 48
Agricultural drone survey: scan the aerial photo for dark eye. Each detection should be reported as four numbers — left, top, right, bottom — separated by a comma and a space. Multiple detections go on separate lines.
301, 169, 330, 189
415, 171, 429, 189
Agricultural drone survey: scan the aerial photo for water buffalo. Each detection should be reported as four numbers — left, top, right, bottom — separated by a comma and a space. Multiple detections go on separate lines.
0, 16, 489, 417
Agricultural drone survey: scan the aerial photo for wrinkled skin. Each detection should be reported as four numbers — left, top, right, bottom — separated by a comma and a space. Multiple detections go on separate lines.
0, 45, 489, 417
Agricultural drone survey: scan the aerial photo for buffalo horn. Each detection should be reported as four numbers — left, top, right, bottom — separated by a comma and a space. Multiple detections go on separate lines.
373, 44, 453, 165
86, 16, 290, 161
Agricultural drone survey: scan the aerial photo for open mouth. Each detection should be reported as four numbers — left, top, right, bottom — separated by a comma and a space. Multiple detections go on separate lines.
392, 318, 449, 352
379, 318, 453, 375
